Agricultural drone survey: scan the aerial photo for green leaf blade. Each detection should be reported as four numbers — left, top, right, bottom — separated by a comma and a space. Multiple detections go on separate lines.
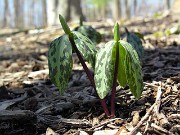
117, 42, 127, 87
75, 25, 101, 44
48, 35, 73, 94
120, 40, 143, 98
72, 31, 97, 68
126, 29, 144, 58
94, 41, 116, 99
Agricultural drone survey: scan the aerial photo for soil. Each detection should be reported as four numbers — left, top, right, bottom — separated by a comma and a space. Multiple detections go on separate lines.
0, 13, 179, 135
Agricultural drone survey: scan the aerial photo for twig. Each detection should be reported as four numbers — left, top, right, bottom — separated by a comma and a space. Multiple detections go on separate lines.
38, 114, 92, 128
115, 127, 127, 135
129, 84, 163, 135
59, 118, 92, 128
0, 92, 27, 111
154, 85, 169, 128
151, 123, 170, 134
90, 118, 123, 130
143, 115, 151, 134
154, 86, 162, 115
143, 82, 165, 91
168, 114, 180, 120
161, 95, 176, 104
143, 82, 159, 88
0, 110, 36, 121
129, 103, 155, 135
170, 125, 180, 133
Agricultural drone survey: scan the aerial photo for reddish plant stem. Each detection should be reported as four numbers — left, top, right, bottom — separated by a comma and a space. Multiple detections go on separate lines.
69, 37, 110, 117
111, 44, 119, 117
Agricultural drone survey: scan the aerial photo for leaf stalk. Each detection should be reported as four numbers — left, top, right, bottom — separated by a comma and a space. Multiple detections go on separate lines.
68, 36, 110, 117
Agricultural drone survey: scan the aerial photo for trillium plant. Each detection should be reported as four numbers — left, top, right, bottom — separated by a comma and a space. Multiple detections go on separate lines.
74, 16, 102, 44
48, 15, 144, 117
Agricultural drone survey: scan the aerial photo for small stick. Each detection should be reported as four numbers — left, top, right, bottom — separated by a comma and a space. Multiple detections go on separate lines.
151, 123, 170, 134
90, 118, 123, 130
143, 82, 159, 88
143, 115, 151, 134
154, 86, 162, 114
115, 127, 127, 135
129, 103, 155, 135
168, 114, 180, 119
154, 84, 169, 127
129, 82, 166, 135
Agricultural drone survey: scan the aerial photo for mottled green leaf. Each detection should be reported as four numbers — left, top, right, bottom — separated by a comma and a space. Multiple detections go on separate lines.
75, 25, 101, 44
48, 35, 73, 94
125, 28, 144, 58
94, 39, 143, 99
72, 31, 97, 68
120, 40, 143, 98
117, 43, 127, 87
94, 41, 116, 99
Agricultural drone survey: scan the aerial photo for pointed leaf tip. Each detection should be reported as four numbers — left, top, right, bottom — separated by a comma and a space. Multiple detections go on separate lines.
114, 22, 120, 42
59, 14, 71, 35
125, 27, 129, 34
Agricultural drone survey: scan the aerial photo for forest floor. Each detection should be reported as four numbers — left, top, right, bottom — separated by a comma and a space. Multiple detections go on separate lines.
0, 13, 179, 135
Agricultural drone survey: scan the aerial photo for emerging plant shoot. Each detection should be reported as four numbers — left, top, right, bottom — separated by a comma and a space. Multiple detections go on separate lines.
48, 15, 144, 117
